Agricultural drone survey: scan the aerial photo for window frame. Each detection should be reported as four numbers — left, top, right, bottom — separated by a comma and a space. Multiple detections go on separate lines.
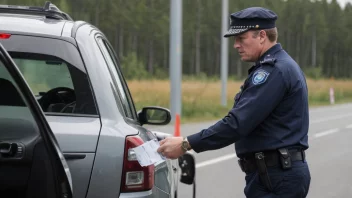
95, 34, 138, 122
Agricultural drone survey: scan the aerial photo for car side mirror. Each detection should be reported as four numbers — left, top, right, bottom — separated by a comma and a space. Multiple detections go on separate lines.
178, 152, 196, 185
138, 106, 171, 126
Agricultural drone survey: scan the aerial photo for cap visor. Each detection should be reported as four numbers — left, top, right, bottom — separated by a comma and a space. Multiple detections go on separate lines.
223, 28, 249, 37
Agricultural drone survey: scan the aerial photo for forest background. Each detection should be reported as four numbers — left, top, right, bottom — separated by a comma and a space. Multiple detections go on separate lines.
3, 0, 352, 122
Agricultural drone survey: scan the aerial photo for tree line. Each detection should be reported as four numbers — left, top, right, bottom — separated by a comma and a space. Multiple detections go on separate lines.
2, 0, 352, 79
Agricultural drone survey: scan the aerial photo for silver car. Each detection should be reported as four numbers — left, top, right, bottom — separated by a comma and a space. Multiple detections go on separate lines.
0, 2, 195, 198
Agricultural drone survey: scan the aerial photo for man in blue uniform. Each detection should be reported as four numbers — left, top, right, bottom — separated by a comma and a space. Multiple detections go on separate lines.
157, 7, 311, 197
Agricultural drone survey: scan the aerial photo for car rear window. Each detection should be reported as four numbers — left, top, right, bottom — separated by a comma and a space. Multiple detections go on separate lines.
0, 35, 98, 116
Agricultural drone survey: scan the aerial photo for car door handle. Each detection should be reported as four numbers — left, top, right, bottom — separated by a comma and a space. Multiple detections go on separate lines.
64, 153, 86, 160
0, 142, 19, 157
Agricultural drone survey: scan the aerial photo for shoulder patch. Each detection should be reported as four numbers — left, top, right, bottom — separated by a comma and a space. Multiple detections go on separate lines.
252, 69, 270, 85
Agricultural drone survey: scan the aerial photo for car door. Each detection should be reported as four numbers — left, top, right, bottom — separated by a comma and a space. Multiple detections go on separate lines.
0, 42, 73, 198
0, 33, 101, 198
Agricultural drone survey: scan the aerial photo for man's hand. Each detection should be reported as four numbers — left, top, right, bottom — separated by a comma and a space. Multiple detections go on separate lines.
157, 136, 185, 159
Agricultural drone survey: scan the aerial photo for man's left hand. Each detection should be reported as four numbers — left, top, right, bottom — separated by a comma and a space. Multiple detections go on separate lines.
157, 136, 186, 159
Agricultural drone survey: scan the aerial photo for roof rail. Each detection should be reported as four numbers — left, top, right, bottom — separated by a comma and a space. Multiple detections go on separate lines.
0, 1, 73, 21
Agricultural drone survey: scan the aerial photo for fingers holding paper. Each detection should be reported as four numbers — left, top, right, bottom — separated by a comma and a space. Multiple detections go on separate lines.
157, 136, 185, 159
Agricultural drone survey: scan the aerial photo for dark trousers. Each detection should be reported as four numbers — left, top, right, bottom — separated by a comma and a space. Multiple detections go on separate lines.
243, 160, 311, 198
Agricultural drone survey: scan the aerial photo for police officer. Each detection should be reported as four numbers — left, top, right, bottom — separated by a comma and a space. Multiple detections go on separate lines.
157, 7, 311, 198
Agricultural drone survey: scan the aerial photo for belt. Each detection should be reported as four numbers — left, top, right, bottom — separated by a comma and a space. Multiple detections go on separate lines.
238, 149, 305, 173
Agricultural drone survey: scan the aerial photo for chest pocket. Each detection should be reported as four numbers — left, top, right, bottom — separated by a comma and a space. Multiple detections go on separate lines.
234, 83, 247, 107
233, 92, 241, 107
234, 91, 241, 102
234, 72, 253, 104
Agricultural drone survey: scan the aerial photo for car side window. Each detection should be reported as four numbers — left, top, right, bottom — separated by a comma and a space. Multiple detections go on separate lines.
8, 52, 98, 116
96, 36, 137, 120
102, 40, 138, 118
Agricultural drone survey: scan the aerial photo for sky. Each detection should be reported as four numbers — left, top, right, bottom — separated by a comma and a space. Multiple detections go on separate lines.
335, 0, 352, 8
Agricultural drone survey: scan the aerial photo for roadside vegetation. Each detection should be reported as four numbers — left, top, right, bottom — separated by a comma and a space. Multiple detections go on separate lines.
128, 77, 352, 123
123, 52, 352, 123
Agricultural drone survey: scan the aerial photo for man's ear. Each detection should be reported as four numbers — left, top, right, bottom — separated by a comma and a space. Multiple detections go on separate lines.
259, 30, 267, 44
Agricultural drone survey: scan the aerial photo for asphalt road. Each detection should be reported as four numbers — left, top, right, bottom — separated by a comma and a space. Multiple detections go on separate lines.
147, 103, 352, 198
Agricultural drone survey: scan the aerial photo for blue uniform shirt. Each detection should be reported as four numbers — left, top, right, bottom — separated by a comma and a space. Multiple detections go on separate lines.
187, 43, 309, 156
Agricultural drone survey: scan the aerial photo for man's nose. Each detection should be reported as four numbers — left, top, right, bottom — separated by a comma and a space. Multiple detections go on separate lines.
234, 39, 240, 49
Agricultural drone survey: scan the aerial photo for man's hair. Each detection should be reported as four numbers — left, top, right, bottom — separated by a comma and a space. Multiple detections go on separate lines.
252, 27, 278, 42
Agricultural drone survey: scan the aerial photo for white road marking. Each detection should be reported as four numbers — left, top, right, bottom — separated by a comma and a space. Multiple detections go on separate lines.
196, 154, 237, 169
309, 103, 352, 113
311, 113, 352, 124
346, 124, 352, 129
196, 128, 343, 169
314, 128, 340, 138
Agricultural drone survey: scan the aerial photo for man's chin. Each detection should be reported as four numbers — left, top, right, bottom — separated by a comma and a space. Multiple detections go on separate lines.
240, 57, 250, 62
240, 56, 255, 63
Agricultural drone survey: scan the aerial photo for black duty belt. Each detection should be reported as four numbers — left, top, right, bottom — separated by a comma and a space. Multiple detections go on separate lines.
238, 148, 306, 174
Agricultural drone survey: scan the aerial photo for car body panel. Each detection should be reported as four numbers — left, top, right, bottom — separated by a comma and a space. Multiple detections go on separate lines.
86, 121, 137, 198
46, 116, 100, 198
46, 116, 101, 153
62, 21, 75, 37
64, 153, 95, 198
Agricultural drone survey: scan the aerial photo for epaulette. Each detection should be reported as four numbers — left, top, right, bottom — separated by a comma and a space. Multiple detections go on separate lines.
260, 58, 276, 66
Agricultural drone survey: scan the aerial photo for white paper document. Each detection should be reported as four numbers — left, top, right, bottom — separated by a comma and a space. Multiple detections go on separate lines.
132, 139, 166, 167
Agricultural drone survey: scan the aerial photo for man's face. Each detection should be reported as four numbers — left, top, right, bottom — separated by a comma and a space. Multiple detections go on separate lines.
233, 31, 263, 62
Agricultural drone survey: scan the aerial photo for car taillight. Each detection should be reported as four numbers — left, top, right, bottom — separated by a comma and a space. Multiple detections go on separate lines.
120, 136, 154, 192
0, 33, 11, 39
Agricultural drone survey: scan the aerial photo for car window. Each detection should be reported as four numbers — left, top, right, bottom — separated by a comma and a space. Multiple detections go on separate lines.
9, 52, 97, 116
13, 58, 73, 94
0, 35, 98, 117
96, 36, 137, 120
102, 40, 138, 118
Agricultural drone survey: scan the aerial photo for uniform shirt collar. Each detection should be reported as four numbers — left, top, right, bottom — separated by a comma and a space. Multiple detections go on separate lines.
257, 43, 282, 64
248, 43, 282, 74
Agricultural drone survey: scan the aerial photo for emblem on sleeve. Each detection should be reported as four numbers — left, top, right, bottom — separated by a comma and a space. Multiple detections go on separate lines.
252, 69, 269, 85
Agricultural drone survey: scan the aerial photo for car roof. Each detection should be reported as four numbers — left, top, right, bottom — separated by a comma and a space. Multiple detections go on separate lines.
0, 2, 78, 38
0, 2, 103, 44
0, 13, 67, 37
0, 2, 110, 49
